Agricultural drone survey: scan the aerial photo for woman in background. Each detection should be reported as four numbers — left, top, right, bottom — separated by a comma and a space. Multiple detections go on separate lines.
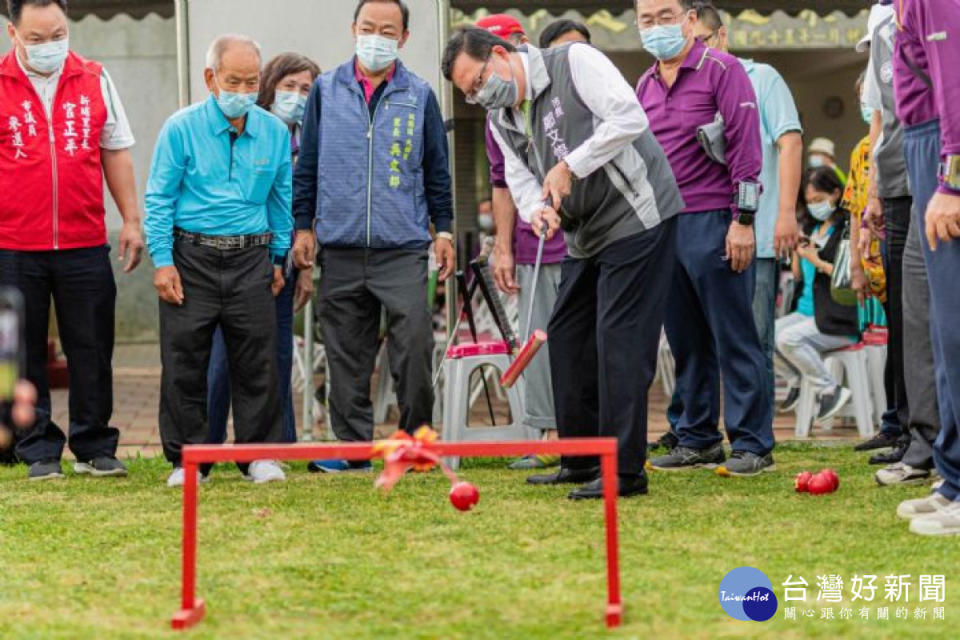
207, 53, 321, 446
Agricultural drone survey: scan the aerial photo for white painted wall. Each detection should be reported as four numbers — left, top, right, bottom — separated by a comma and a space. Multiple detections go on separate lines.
186, 0, 444, 101
1, 14, 178, 231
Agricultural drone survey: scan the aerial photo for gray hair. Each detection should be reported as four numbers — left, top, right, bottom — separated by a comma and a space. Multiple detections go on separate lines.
205, 34, 262, 71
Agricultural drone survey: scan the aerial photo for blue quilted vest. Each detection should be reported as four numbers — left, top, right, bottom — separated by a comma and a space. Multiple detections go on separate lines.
316, 58, 431, 249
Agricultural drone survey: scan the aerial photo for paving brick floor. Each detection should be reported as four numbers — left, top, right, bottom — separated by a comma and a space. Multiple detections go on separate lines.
47, 343, 862, 460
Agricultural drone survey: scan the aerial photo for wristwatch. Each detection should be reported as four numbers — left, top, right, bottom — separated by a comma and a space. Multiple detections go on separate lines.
272, 253, 288, 267
941, 155, 960, 191
735, 212, 755, 227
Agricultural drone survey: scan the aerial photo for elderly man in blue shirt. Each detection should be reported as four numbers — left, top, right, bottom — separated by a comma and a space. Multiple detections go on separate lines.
145, 34, 292, 487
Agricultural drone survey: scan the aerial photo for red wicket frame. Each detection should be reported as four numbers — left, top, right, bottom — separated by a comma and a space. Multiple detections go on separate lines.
171, 438, 622, 630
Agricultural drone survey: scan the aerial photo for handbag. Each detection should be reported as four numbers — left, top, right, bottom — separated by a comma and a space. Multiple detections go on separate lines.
830, 227, 859, 307
697, 113, 727, 165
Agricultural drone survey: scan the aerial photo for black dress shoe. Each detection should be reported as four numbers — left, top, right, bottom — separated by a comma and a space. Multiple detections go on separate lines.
526, 466, 600, 485
568, 473, 648, 500
869, 439, 909, 465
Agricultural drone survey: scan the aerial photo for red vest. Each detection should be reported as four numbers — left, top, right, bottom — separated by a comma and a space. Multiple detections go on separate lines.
0, 50, 109, 251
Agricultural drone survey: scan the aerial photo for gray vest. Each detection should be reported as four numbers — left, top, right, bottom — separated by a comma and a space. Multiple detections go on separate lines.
489, 45, 683, 258
871, 15, 910, 199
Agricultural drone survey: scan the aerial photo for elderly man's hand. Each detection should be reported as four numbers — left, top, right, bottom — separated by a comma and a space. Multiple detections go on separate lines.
773, 210, 799, 259
154, 266, 184, 305
530, 206, 561, 242
925, 191, 960, 251
435, 237, 455, 281
292, 230, 316, 269
726, 219, 756, 273
271, 266, 285, 297
492, 242, 518, 294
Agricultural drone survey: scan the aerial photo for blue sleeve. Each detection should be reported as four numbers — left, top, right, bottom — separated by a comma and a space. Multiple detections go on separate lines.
144, 118, 186, 268
759, 67, 802, 143
293, 80, 321, 232
268, 129, 293, 258
422, 89, 453, 233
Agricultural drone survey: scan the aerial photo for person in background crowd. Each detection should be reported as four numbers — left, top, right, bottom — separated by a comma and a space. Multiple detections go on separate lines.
538, 19, 592, 49
892, 0, 960, 536
635, 0, 774, 476
145, 34, 292, 487
444, 24, 684, 499
476, 13, 566, 472
844, 21, 903, 464
0, 0, 144, 480
292, 0, 454, 473
692, 1, 801, 423
775, 168, 859, 421
476, 198, 494, 235
206, 52, 320, 446
807, 136, 847, 183
861, 0, 940, 484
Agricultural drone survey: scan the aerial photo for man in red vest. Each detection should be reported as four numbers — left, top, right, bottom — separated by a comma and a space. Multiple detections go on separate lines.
0, 0, 144, 480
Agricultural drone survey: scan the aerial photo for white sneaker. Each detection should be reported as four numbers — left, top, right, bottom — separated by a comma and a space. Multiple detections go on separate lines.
896, 492, 953, 520
932, 478, 944, 491
244, 459, 286, 484
875, 462, 931, 486
909, 502, 960, 536
166, 467, 209, 488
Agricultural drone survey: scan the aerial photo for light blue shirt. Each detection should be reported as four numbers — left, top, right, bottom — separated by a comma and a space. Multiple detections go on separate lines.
145, 95, 293, 268
740, 59, 802, 259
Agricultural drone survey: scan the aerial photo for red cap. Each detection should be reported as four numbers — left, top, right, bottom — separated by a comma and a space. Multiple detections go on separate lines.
475, 14, 525, 40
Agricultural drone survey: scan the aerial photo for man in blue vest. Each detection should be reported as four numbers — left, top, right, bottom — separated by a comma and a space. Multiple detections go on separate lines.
292, 0, 454, 472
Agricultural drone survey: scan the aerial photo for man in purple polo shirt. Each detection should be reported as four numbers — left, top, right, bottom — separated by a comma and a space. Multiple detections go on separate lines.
890, 0, 960, 536
635, 0, 774, 476
477, 14, 567, 471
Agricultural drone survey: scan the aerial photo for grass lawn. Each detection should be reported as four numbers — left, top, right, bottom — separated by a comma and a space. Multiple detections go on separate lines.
0, 443, 956, 639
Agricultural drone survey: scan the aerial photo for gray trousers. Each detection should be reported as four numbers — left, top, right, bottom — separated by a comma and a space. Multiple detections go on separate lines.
901, 219, 940, 469
516, 262, 561, 431
319, 247, 434, 442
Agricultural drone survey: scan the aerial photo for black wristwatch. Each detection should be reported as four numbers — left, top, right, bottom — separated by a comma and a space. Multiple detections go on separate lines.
272, 253, 288, 267
735, 212, 755, 227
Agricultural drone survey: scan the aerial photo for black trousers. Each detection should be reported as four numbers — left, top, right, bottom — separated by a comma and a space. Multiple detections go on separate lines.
881, 196, 910, 435
0, 246, 118, 464
318, 247, 434, 442
550, 220, 676, 477
159, 239, 282, 466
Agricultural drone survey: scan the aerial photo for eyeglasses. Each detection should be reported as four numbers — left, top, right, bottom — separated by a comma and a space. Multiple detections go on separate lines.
697, 32, 719, 45
465, 56, 491, 104
638, 10, 688, 29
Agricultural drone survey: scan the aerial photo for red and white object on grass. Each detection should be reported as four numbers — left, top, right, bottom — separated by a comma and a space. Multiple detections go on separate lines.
794, 469, 839, 495
499, 330, 547, 388
449, 482, 480, 511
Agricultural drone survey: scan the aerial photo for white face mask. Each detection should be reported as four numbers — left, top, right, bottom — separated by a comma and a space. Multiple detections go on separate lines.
478, 213, 494, 232
356, 34, 399, 72
272, 90, 307, 125
18, 34, 69, 74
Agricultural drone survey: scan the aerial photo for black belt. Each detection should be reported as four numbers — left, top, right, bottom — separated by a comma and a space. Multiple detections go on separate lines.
174, 228, 272, 251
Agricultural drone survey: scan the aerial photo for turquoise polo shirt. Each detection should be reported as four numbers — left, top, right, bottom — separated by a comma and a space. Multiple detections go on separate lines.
145, 95, 293, 268
741, 59, 802, 259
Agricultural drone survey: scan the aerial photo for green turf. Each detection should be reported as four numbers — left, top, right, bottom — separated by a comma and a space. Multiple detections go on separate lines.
0, 444, 955, 639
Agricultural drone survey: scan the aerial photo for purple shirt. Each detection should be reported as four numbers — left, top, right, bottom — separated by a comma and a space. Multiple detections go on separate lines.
636, 40, 762, 215
895, 0, 960, 194
484, 120, 566, 265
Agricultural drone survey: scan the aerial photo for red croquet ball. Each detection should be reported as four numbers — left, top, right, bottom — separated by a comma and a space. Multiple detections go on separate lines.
449, 482, 480, 512
794, 471, 813, 493
807, 472, 834, 495
820, 469, 840, 491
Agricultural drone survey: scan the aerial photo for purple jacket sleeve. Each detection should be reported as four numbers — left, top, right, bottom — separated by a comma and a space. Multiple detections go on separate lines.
485, 118, 508, 189
715, 58, 763, 207
914, 1, 960, 161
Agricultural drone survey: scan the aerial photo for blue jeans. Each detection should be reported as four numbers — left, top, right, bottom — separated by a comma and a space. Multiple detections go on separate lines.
206, 270, 297, 444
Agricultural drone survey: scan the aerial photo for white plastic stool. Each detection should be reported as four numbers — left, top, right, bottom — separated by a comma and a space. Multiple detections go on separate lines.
862, 328, 889, 427
795, 343, 875, 439
441, 340, 536, 470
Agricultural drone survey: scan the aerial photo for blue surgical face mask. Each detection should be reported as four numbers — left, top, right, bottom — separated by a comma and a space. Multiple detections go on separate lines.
272, 90, 307, 125
19, 35, 69, 74
808, 200, 835, 222
809, 155, 826, 168
356, 34, 399, 72
860, 104, 874, 125
639, 23, 687, 61
215, 81, 258, 119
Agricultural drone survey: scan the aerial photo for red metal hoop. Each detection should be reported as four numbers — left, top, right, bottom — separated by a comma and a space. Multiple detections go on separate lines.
172, 439, 622, 630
